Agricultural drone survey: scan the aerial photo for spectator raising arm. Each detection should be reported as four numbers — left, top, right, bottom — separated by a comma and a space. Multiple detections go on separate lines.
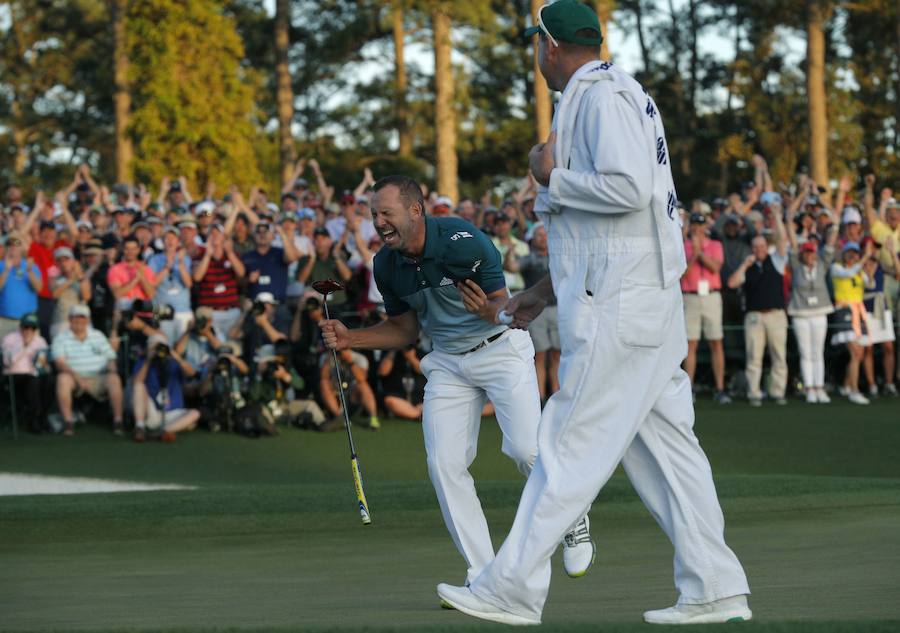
308, 159, 333, 206
353, 167, 375, 200
281, 158, 307, 195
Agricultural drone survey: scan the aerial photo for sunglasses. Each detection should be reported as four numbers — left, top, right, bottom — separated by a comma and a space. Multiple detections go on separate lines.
537, 5, 559, 48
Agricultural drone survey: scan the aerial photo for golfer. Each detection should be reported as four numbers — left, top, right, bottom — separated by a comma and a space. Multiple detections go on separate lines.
437, 0, 750, 625
319, 175, 594, 588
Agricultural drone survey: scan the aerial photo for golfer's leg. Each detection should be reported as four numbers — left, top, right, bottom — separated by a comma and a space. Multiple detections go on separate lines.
475, 329, 541, 475
421, 351, 493, 583
621, 368, 750, 603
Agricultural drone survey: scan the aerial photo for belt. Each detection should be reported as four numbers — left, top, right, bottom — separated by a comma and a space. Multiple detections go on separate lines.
752, 308, 782, 313
683, 290, 721, 295
462, 330, 505, 355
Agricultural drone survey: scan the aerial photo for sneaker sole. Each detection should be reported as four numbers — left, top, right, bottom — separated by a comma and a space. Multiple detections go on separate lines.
644, 609, 753, 624
440, 599, 455, 610
565, 542, 596, 578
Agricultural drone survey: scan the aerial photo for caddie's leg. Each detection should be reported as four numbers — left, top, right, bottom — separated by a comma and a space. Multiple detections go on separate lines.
621, 367, 750, 603
420, 350, 493, 583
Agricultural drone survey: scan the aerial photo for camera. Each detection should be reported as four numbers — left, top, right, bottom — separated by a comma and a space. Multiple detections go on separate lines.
153, 342, 171, 361
251, 300, 267, 316
122, 299, 175, 326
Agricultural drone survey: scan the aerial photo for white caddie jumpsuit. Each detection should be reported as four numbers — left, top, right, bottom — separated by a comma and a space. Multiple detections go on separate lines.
469, 60, 750, 621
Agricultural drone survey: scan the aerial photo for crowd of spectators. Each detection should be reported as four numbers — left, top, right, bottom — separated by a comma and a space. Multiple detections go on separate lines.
0, 161, 557, 440
2, 154, 897, 441
681, 154, 899, 406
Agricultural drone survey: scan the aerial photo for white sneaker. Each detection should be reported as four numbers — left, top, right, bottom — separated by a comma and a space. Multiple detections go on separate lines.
848, 391, 870, 405
806, 390, 817, 403
562, 515, 595, 578
644, 595, 752, 625
816, 388, 831, 404
884, 383, 898, 396
436, 584, 540, 626
868, 384, 879, 397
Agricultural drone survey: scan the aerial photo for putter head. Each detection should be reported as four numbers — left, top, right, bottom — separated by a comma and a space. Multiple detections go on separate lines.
312, 279, 344, 297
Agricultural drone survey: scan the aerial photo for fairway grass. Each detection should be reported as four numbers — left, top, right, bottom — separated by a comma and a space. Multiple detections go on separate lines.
1, 400, 899, 632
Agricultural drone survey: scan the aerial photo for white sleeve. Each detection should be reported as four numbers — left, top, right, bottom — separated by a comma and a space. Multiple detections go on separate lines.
547, 89, 653, 214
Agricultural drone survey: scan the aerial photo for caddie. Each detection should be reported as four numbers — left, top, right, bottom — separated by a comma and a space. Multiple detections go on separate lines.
437, 0, 750, 625
319, 174, 594, 588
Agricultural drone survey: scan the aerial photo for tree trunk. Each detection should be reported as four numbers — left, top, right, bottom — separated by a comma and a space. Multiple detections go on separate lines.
806, 0, 829, 190
530, 0, 551, 143
275, 0, 296, 190
112, 0, 133, 184
432, 5, 458, 203
12, 125, 27, 177
632, 0, 651, 76
594, 0, 614, 60
393, 1, 412, 157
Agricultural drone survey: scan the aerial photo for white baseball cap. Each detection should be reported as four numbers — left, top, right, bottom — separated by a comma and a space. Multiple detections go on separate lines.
255, 292, 278, 305
842, 206, 862, 225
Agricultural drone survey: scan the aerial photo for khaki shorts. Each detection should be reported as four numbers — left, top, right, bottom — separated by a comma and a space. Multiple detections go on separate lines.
145, 398, 190, 431
683, 292, 723, 341
76, 375, 112, 401
528, 305, 560, 353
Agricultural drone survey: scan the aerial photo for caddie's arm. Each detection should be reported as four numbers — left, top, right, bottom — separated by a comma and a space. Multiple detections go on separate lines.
545, 91, 653, 214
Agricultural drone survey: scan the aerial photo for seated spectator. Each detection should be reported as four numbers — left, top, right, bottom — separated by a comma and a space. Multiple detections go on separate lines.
249, 339, 326, 431
786, 206, 837, 403
52, 304, 124, 436
193, 225, 245, 340
377, 346, 425, 421
148, 226, 193, 343
320, 348, 380, 430
728, 213, 789, 406
681, 212, 729, 403
202, 343, 250, 432
861, 238, 897, 396
1, 312, 50, 433
108, 236, 156, 309
830, 241, 875, 405
0, 233, 42, 341
50, 247, 91, 338
131, 334, 201, 443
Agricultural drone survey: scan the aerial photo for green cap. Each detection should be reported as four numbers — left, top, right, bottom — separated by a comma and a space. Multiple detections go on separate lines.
20, 313, 39, 328
523, 0, 603, 46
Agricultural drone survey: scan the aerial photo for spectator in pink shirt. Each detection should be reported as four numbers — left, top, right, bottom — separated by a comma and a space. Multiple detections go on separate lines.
681, 213, 730, 403
1, 312, 50, 433
107, 236, 155, 308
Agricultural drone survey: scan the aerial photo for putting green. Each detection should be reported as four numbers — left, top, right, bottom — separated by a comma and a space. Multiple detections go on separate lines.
1, 399, 899, 632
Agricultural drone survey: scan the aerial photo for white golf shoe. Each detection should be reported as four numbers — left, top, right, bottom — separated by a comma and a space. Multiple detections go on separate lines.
562, 515, 595, 577
436, 583, 540, 626
643, 594, 752, 624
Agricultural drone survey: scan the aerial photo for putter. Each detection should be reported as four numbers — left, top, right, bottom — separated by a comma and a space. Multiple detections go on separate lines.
312, 279, 372, 526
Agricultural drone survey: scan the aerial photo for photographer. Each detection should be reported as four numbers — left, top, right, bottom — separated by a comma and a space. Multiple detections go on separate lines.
205, 343, 250, 433
231, 291, 284, 367
131, 334, 201, 443
289, 295, 325, 397
249, 340, 326, 431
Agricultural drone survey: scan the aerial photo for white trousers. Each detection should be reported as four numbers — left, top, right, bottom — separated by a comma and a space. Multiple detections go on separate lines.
420, 328, 541, 584
470, 246, 749, 621
792, 314, 828, 389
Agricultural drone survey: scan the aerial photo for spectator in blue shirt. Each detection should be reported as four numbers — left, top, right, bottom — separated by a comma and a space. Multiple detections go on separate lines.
242, 221, 299, 330
0, 233, 43, 341
148, 226, 193, 343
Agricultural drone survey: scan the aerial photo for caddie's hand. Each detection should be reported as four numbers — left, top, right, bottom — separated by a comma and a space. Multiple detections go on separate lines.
528, 131, 556, 187
319, 319, 350, 351
502, 289, 547, 329
457, 279, 492, 320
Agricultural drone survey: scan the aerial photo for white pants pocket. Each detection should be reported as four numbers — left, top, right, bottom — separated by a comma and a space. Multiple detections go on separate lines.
617, 281, 667, 348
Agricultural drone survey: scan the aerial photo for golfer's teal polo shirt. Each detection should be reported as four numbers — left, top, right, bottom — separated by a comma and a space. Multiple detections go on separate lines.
373, 216, 508, 354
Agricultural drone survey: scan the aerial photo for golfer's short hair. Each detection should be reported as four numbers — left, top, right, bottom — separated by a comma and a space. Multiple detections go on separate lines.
373, 175, 425, 213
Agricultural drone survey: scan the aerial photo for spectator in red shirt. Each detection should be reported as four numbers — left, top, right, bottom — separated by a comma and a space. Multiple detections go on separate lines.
681, 213, 729, 403
28, 220, 72, 339
192, 224, 245, 340
107, 236, 156, 308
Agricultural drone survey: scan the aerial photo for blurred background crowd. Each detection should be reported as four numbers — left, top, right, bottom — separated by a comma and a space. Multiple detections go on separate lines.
1, 153, 898, 442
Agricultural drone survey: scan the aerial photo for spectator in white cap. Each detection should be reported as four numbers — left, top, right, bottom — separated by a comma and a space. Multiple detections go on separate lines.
841, 205, 864, 245
50, 246, 91, 338
431, 195, 453, 217
148, 225, 193, 344
52, 303, 124, 436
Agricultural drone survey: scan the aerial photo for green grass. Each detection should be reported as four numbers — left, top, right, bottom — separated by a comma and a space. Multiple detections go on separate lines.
1, 399, 899, 632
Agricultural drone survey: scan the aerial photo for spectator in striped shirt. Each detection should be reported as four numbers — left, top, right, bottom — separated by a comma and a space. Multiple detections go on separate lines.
192, 224, 245, 341
51, 304, 124, 436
